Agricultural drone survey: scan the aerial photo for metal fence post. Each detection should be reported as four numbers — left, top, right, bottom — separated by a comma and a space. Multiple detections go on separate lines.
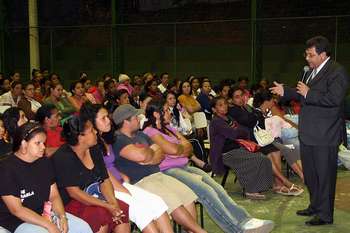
0, 0, 6, 72
334, 16, 338, 62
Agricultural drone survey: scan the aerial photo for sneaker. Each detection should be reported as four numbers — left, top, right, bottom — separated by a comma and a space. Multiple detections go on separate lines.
242, 218, 274, 233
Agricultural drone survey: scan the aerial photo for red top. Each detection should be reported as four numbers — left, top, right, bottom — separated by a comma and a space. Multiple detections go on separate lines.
46, 126, 65, 148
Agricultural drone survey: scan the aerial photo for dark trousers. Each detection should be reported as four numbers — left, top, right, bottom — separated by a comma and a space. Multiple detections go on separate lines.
300, 142, 338, 222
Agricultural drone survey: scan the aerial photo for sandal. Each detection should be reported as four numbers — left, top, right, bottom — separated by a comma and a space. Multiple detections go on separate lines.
274, 185, 303, 196
288, 184, 304, 196
245, 192, 266, 200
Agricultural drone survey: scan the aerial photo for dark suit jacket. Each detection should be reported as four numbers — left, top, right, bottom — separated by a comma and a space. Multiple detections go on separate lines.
283, 59, 349, 146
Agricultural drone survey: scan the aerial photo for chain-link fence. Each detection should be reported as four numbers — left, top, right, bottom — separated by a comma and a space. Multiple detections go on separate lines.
3, 15, 350, 86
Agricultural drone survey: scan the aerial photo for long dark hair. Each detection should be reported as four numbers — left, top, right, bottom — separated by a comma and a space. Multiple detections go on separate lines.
253, 90, 272, 108
61, 115, 88, 146
179, 80, 192, 95
13, 122, 45, 152
3, 107, 22, 139
46, 82, 63, 98
144, 80, 157, 93
80, 103, 114, 155
143, 100, 177, 138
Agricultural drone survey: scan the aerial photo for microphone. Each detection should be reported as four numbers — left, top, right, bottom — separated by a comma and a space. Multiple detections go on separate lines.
301, 66, 310, 83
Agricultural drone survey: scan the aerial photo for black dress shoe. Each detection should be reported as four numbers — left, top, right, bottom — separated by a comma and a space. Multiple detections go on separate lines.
305, 216, 333, 226
296, 208, 315, 216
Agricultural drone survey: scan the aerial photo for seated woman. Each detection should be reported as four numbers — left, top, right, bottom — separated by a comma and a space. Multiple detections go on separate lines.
252, 91, 304, 183
143, 100, 274, 233
88, 79, 105, 104
166, 91, 211, 172
68, 80, 96, 111
217, 83, 232, 106
210, 96, 273, 199
111, 104, 206, 233
144, 80, 163, 102
36, 104, 65, 157
270, 97, 301, 152
229, 88, 304, 191
104, 89, 131, 114
18, 82, 42, 120
166, 92, 192, 135
189, 77, 200, 99
178, 81, 201, 116
0, 118, 12, 157
44, 83, 76, 119
80, 103, 173, 233
0, 122, 92, 233
3, 107, 28, 141
51, 116, 130, 233
196, 80, 214, 120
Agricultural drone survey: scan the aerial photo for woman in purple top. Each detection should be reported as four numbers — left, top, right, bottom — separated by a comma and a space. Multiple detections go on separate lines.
80, 103, 173, 233
142, 100, 274, 233
209, 96, 278, 200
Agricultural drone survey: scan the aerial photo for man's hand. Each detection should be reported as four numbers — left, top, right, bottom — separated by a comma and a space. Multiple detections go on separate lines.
296, 81, 310, 98
269, 82, 284, 96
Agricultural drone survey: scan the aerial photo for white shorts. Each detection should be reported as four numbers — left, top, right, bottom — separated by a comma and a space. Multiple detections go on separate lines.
114, 182, 168, 231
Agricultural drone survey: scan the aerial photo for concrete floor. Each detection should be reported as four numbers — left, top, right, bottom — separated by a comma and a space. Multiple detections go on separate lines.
201, 168, 350, 233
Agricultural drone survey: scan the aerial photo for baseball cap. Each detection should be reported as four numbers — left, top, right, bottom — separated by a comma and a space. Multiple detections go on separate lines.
112, 104, 144, 125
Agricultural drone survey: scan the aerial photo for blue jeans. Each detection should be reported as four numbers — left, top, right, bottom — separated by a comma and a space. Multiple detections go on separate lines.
5, 213, 93, 233
164, 165, 251, 233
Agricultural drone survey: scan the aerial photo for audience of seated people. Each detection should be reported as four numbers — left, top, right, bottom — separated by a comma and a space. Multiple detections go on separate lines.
0, 70, 304, 233
229, 87, 304, 181
80, 103, 174, 233
113, 103, 210, 232
143, 99, 274, 233
252, 91, 304, 182
209, 96, 274, 199
52, 116, 130, 233
0, 122, 93, 233
228, 88, 304, 195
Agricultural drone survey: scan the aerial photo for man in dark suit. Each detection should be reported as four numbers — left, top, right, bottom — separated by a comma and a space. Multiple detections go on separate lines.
270, 36, 349, 226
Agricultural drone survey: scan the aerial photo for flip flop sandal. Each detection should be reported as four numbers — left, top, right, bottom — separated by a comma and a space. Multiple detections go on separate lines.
274, 186, 295, 196
245, 192, 266, 200
288, 184, 304, 196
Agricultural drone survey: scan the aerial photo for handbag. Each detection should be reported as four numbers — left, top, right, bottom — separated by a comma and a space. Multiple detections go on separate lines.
236, 139, 260, 153
254, 125, 274, 146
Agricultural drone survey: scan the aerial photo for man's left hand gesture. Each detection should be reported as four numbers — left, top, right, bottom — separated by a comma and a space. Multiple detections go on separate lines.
297, 81, 310, 98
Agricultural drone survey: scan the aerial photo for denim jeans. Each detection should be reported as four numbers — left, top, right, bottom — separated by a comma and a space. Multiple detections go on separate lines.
2, 213, 93, 233
164, 165, 251, 233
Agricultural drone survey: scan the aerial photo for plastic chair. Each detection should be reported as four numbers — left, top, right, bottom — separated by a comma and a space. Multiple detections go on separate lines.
193, 112, 210, 149
193, 112, 208, 129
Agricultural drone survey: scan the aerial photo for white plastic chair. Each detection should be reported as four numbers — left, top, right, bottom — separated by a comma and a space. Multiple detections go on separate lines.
193, 112, 207, 129
193, 112, 210, 149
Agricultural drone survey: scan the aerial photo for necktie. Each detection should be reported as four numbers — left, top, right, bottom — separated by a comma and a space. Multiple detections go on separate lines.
306, 69, 317, 84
